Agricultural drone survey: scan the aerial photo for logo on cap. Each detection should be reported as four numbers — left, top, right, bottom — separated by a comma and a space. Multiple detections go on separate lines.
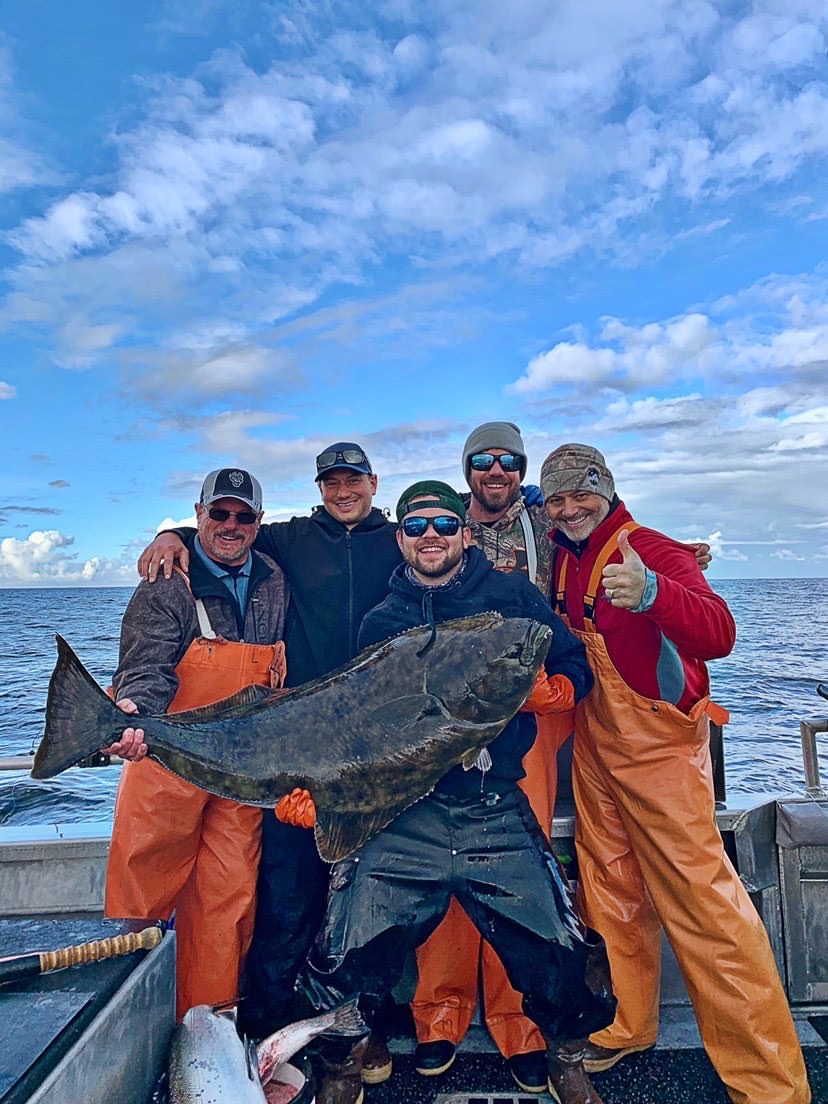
228, 471, 245, 489
587, 467, 600, 488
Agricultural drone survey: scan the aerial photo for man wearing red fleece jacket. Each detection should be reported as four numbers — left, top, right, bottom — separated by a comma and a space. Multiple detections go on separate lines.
541, 443, 810, 1104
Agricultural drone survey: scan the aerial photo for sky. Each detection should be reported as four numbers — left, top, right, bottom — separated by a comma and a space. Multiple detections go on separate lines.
1, 0, 827, 587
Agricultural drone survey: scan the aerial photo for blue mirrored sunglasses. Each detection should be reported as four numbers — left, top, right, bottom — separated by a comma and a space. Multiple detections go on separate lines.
401, 515, 462, 537
469, 452, 523, 472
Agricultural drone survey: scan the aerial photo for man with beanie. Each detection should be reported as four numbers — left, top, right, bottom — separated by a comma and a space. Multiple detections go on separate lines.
410, 422, 568, 1094
135, 444, 401, 1085
541, 444, 811, 1104
104, 468, 288, 1020
292, 480, 616, 1104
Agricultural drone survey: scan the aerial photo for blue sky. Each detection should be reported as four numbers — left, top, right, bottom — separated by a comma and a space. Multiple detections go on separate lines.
1, 0, 827, 585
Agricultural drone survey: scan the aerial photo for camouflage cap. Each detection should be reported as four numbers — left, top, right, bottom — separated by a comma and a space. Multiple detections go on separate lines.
540, 444, 615, 502
396, 480, 467, 522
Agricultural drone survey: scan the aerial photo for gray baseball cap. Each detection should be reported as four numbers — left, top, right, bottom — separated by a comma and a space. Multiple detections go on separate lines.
199, 468, 263, 512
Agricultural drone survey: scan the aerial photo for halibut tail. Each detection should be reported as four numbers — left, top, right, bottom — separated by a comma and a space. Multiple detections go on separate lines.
32, 634, 125, 780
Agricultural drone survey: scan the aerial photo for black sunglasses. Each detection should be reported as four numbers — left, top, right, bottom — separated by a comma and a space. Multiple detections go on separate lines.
401, 515, 462, 538
469, 452, 523, 472
207, 507, 259, 525
316, 448, 369, 472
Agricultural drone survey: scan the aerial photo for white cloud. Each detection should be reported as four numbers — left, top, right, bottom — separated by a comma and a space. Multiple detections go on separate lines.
0, 530, 131, 584
509, 311, 719, 394
511, 343, 618, 391
770, 548, 806, 562
6, 2, 828, 291
0, 381, 15, 399
0, 45, 52, 196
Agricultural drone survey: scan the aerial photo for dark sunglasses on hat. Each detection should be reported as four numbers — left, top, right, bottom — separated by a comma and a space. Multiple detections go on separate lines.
315, 447, 369, 472
469, 452, 523, 472
207, 507, 259, 525
401, 515, 462, 538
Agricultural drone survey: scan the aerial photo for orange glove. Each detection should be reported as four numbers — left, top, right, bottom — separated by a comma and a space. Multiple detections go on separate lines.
274, 787, 316, 829
521, 671, 575, 715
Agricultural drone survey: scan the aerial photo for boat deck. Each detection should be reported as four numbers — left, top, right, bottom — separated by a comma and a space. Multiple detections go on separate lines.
351, 1020, 828, 1104
353, 1049, 828, 1104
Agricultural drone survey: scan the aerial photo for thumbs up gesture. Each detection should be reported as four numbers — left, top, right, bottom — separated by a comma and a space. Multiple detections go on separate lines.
602, 529, 646, 609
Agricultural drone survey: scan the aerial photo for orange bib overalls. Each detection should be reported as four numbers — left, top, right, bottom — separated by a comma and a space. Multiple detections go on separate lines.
105, 613, 286, 1021
556, 524, 809, 1104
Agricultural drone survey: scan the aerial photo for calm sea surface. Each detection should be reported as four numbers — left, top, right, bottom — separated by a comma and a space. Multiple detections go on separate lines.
1, 580, 826, 825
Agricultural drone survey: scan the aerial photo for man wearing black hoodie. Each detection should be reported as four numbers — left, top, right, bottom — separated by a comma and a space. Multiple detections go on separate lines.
291, 481, 615, 1104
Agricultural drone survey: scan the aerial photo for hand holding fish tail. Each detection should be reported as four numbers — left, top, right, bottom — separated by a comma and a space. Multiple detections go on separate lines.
99, 698, 148, 761
521, 671, 575, 715
275, 787, 316, 829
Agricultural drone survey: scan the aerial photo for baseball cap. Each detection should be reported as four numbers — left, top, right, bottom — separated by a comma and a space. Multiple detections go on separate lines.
315, 442, 373, 481
199, 468, 263, 512
396, 480, 467, 522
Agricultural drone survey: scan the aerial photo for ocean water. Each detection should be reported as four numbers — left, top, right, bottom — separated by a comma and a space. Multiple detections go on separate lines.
0, 580, 826, 826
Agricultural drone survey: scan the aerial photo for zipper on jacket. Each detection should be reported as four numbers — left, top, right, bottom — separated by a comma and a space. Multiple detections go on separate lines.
345, 529, 357, 657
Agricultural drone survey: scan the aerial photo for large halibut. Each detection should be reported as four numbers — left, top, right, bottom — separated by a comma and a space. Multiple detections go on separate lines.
33, 613, 552, 861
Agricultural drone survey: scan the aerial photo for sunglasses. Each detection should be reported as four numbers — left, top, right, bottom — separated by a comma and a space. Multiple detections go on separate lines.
207, 507, 259, 525
469, 452, 523, 473
316, 448, 369, 472
401, 515, 462, 538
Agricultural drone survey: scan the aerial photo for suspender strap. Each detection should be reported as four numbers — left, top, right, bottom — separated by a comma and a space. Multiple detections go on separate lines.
518, 507, 538, 586
172, 566, 217, 640
554, 522, 642, 629
555, 555, 569, 618
582, 522, 641, 625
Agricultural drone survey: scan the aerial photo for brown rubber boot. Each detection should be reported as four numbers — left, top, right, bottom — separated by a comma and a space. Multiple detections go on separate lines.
361, 1032, 393, 1084
315, 1036, 368, 1104
547, 1040, 606, 1104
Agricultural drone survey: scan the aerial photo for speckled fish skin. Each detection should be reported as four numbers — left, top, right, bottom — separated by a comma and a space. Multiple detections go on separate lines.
257, 1000, 364, 1085
34, 613, 552, 861
168, 1005, 265, 1104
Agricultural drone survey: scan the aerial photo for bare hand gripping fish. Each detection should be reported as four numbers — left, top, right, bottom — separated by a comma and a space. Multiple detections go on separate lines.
32, 613, 551, 862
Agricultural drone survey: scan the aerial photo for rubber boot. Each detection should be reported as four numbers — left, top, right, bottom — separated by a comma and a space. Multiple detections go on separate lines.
315, 1036, 368, 1104
547, 1040, 606, 1104
361, 1032, 393, 1084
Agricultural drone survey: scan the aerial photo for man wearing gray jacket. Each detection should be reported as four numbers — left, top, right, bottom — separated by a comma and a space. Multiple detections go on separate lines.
104, 467, 288, 1021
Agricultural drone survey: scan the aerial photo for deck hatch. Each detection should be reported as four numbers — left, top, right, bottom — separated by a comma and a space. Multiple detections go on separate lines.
434, 1095, 541, 1104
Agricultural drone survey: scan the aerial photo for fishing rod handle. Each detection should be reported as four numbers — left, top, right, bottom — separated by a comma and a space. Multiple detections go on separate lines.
39, 926, 163, 972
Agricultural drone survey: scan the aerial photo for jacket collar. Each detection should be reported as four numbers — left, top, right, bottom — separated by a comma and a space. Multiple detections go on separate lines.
311, 504, 393, 534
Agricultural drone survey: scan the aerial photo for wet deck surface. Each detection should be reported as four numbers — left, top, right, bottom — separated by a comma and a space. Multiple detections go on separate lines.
361, 1045, 828, 1103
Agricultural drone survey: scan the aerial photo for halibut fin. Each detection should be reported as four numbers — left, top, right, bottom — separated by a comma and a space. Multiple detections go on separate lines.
315, 805, 417, 863
167, 684, 278, 724
32, 635, 125, 779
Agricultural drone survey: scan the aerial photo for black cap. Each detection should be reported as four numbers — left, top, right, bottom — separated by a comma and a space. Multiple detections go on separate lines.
315, 442, 373, 481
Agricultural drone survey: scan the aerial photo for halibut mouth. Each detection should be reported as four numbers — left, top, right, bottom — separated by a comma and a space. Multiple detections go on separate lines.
34, 613, 552, 861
